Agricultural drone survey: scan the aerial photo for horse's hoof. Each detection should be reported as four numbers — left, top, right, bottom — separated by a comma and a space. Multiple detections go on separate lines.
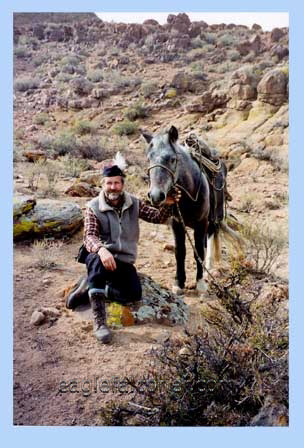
196, 279, 208, 293
172, 285, 184, 295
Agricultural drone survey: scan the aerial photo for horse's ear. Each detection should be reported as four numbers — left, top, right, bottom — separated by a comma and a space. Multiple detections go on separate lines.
140, 129, 153, 144
168, 125, 178, 143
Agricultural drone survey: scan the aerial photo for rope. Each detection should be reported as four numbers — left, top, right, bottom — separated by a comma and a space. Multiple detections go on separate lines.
175, 201, 240, 309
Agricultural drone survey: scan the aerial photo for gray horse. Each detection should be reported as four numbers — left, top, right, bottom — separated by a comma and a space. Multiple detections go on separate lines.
142, 125, 219, 293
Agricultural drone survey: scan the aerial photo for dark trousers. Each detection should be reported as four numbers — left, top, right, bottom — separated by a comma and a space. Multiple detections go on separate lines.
85, 253, 142, 303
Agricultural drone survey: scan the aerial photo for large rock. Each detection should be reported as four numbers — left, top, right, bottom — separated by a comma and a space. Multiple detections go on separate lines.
167, 13, 191, 34
14, 199, 83, 240
79, 170, 101, 186
13, 195, 36, 218
270, 28, 284, 43
65, 182, 100, 197
257, 69, 288, 106
185, 90, 228, 114
64, 273, 189, 327
228, 67, 259, 110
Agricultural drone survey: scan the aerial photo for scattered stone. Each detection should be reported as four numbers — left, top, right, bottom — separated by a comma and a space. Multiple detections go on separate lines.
38, 307, 61, 318
163, 243, 174, 252
30, 310, 45, 326
22, 150, 46, 163
250, 395, 288, 426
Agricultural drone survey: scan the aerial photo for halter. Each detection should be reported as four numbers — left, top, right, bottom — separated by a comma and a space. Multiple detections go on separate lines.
147, 142, 202, 202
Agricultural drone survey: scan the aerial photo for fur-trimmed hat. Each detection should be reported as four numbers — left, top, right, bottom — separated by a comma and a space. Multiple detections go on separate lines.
102, 152, 127, 177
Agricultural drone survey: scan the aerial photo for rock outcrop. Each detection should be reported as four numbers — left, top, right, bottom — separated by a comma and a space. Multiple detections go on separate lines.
14, 196, 83, 240
257, 68, 288, 106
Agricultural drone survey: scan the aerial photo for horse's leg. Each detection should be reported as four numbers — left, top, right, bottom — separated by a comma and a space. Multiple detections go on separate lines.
194, 220, 208, 292
172, 219, 186, 294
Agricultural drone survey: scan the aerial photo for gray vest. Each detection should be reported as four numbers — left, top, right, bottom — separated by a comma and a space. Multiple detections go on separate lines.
87, 190, 140, 264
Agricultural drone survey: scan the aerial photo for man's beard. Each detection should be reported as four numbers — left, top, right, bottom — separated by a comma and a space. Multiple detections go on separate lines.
105, 191, 123, 201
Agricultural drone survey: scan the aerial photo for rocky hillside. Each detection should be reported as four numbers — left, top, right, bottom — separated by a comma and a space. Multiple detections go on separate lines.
13, 13, 289, 426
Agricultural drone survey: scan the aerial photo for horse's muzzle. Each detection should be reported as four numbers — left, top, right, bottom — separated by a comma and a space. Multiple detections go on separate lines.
148, 188, 166, 206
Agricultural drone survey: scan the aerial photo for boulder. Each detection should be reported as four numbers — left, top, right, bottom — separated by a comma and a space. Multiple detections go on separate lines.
167, 13, 191, 34
13, 195, 36, 218
271, 45, 289, 61
228, 67, 259, 110
185, 90, 228, 114
64, 273, 189, 327
257, 69, 288, 106
65, 182, 100, 197
23, 149, 46, 163
270, 28, 284, 43
79, 170, 101, 186
14, 199, 83, 240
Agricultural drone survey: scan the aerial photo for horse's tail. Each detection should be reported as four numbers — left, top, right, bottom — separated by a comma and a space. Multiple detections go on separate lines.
206, 222, 222, 269
206, 217, 245, 270
219, 219, 245, 252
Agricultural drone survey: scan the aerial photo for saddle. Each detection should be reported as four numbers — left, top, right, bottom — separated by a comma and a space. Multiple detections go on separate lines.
184, 133, 232, 224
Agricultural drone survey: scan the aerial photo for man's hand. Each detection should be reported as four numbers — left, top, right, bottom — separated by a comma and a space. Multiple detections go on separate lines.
98, 247, 117, 271
165, 187, 182, 205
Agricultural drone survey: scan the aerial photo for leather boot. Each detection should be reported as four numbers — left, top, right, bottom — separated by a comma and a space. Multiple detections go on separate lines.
66, 275, 89, 309
88, 288, 112, 343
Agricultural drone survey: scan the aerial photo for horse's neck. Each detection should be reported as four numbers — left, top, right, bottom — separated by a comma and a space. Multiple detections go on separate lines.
176, 145, 201, 195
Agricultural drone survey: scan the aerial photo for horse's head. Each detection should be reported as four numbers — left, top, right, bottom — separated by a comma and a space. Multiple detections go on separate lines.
142, 125, 179, 206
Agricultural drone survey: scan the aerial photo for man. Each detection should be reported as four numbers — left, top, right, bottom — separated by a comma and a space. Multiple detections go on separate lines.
80, 159, 180, 344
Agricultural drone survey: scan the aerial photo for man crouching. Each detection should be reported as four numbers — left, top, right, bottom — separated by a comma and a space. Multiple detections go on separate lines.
80, 154, 180, 343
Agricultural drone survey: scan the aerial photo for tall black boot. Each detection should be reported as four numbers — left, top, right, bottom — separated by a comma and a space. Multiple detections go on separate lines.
88, 288, 112, 343
66, 275, 89, 309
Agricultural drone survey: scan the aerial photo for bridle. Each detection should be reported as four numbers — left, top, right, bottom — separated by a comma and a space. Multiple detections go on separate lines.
147, 141, 202, 202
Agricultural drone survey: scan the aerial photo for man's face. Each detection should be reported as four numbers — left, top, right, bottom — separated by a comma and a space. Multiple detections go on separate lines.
103, 176, 124, 201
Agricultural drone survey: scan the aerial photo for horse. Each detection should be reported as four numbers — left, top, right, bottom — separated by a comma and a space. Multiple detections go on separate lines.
142, 125, 230, 294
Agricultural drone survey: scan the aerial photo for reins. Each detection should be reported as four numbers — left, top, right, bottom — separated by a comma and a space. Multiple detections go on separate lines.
147, 143, 203, 203
175, 201, 245, 323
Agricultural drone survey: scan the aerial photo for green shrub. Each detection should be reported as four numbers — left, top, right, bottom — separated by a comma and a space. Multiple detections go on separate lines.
73, 120, 97, 136
33, 112, 49, 125
87, 69, 104, 82
77, 136, 106, 161
113, 120, 138, 136
124, 101, 149, 121
14, 77, 39, 92
32, 54, 48, 67
190, 61, 204, 73
191, 36, 204, 48
204, 32, 216, 44
52, 131, 77, 156
227, 49, 241, 61
60, 55, 81, 66
141, 81, 158, 98
58, 155, 90, 178
14, 46, 31, 58
218, 33, 235, 46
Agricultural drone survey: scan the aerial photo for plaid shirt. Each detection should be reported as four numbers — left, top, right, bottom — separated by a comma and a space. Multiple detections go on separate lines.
83, 198, 173, 253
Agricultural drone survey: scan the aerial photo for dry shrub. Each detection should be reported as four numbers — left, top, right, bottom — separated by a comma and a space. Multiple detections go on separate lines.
99, 276, 288, 426
240, 221, 286, 275
31, 239, 63, 270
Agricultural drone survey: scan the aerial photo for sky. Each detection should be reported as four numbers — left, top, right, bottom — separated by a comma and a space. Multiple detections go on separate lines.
95, 12, 288, 31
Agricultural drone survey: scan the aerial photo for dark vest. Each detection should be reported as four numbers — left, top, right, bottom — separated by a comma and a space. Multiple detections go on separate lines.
87, 191, 140, 264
